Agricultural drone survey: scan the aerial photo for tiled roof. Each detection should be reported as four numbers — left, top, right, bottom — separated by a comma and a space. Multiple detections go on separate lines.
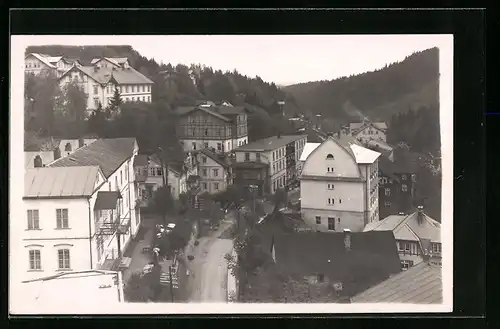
271, 231, 401, 296
216, 105, 247, 115
48, 138, 137, 178
363, 210, 441, 243
235, 135, 307, 152
173, 105, 231, 122
198, 149, 231, 168
94, 191, 122, 210
351, 262, 442, 303
24, 166, 101, 198
26, 53, 56, 69
306, 136, 380, 164
350, 121, 388, 134
62, 66, 153, 86
299, 142, 321, 161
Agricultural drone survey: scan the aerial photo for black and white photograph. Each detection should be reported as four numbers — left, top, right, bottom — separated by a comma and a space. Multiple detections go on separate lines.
10, 34, 453, 314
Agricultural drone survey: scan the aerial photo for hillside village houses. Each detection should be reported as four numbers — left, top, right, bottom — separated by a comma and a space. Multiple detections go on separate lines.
299, 135, 381, 233
232, 134, 307, 196
133, 153, 192, 205
340, 120, 388, 145
24, 53, 82, 77
195, 148, 233, 194
363, 206, 442, 270
174, 102, 249, 153
20, 138, 141, 282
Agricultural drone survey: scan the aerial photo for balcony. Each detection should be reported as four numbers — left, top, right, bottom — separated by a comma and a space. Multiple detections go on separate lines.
95, 209, 120, 236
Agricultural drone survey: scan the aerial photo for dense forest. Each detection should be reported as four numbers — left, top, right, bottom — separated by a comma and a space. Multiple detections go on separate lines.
283, 47, 439, 126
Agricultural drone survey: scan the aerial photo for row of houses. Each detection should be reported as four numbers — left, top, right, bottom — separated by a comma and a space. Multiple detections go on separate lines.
25, 54, 154, 112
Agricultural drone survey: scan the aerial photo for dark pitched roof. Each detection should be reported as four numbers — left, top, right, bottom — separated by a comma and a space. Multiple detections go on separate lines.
198, 149, 231, 168
351, 262, 442, 303
271, 231, 401, 296
173, 106, 231, 122
133, 154, 149, 167
94, 191, 122, 210
216, 105, 247, 115
48, 138, 137, 178
235, 135, 307, 152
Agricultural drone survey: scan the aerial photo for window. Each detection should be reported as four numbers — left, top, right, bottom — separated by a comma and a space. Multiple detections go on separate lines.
192, 142, 197, 150
327, 167, 334, 173
213, 169, 219, 177
385, 188, 391, 196
202, 156, 207, 164
204, 129, 208, 136
432, 243, 442, 253
27, 209, 40, 230
326, 153, 334, 159
93, 85, 98, 95
156, 168, 162, 176
132, 85, 136, 93
147, 96, 151, 102
245, 153, 250, 161
126, 86, 130, 93
58, 249, 71, 270
401, 174, 407, 181
328, 184, 334, 190
94, 98, 99, 107
384, 201, 392, 207
56, 209, 69, 229
217, 143, 222, 151
214, 182, 219, 190
339, 198, 342, 204
120, 171, 123, 185
315, 216, 321, 224
142, 85, 145, 92
29, 250, 41, 270
202, 169, 207, 177
272, 164, 276, 173
402, 184, 408, 192
272, 152, 275, 161
411, 174, 417, 182
328, 217, 335, 231
125, 164, 129, 182
401, 260, 414, 271
202, 182, 207, 190
328, 198, 335, 205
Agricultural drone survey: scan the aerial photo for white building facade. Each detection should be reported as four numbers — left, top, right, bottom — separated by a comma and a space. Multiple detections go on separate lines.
299, 136, 381, 233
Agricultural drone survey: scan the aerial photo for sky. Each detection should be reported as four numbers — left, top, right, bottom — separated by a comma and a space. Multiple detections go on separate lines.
17, 34, 450, 85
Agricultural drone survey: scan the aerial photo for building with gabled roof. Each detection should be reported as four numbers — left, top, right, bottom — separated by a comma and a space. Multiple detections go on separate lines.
269, 230, 401, 299
174, 103, 250, 154
299, 135, 381, 232
25, 53, 82, 77
194, 148, 233, 195
232, 134, 307, 196
351, 261, 442, 304
58, 60, 153, 112
19, 138, 142, 283
363, 206, 441, 270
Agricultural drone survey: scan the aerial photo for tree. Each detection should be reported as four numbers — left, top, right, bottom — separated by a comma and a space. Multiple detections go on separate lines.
124, 272, 153, 302
61, 81, 88, 144
152, 186, 175, 224
271, 188, 286, 215
108, 86, 123, 116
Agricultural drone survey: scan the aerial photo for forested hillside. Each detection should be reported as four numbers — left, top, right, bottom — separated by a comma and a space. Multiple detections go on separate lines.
283, 47, 439, 124
25, 45, 302, 152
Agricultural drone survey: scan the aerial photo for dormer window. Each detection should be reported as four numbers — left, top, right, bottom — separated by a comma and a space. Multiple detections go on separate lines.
65, 142, 72, 153
326, 153, 334, 160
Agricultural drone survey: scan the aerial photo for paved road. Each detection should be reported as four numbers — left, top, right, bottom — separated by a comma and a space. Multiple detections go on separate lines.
185, 219, 234, 303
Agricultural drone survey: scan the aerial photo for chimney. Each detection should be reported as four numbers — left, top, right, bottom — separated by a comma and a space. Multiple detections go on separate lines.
417, 205, 424, 224
343, 229, 351, 252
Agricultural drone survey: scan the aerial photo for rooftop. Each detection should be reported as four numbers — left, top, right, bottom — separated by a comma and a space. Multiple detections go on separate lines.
271, 231, 401, 296
303, 136, 381, 164
26, 53, 56, 69
299, 142, 321, 161
197, 148, 232, 168
48, 138, 137, 178
20, 270, 124, 308
24, 166, 101, 199
235, 134, 307, 152
350, 121, 388, 133
94, 191, 122, 210
363, 209, 441, 243
62, 65, 153, 85
351, 262, 442, 304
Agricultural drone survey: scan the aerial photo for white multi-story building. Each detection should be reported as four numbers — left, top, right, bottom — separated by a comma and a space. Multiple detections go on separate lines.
58, 58, 154, 112
232, 134, 307, 196
340, 120, 388, 144
19, 138, 141, 282
25, 53, 82, 77
299, 135, 381, 233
